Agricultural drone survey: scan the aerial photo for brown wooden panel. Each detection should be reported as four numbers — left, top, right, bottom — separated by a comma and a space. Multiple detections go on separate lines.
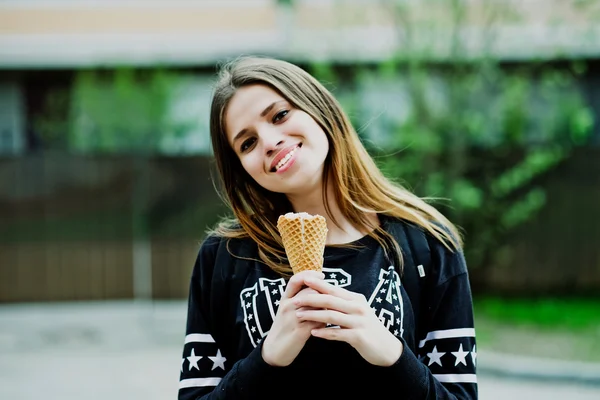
0, 240, 135, 302
152, 238, 200, 299
102, 240, 134, 299
0, 244, 18, 302
485, 148, 600, 295
1, 150, 598, 302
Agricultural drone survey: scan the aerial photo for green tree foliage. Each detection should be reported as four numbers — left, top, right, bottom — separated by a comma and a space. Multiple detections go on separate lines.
373, 61, 592, 274
309, 1, 595, 276
69, 68, 193, 154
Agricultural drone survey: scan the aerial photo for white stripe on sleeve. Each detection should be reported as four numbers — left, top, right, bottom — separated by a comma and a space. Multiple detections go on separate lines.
179, 377, 222, 389
184, 333, 215, 344
418, 328, 476, 348
433, 374, 478, 383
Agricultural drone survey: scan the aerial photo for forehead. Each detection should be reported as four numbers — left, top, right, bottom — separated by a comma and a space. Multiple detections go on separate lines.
225, 84, 285, 134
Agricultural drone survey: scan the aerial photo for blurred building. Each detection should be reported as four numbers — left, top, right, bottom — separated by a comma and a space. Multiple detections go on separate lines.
1, 0, 599, 302
1, 0, 599, 155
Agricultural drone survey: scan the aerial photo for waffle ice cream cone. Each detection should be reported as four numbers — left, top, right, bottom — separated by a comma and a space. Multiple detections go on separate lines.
277, 212, 328, 274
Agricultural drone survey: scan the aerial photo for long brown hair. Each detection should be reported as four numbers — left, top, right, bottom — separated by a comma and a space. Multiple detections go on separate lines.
208, 55, 462, 276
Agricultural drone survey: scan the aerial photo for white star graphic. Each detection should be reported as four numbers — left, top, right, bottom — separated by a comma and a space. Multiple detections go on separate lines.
187, 348, 202, 371
392, 294, 397, 300
245, 303, 251, 308
380, 288, 386, 293
376, 297, 382, 303
275, 300, 280, 306
271, 289, 278, 295
181, 358, 185, 372
471, 345, 477, 366
371, 307, 377, 312
340, 278, 346, 284
248, 314, 253, 320
329, 273, 337, 278
427, 346, 446, 367
384, 279, 389, 284
452, 343, 469, 366
393, 329, 399, 336
209, 349, 227, 371
394, 305, 400, 311
245, 292, 251, 298
251, 326, 256, 333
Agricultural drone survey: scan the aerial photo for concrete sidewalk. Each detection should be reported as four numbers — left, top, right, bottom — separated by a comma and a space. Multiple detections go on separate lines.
478, 349, 600, 386
0, 301, 184, 400
1, 300, 599, 399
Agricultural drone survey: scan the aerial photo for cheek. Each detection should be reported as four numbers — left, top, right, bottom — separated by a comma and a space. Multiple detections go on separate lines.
312, 129, 330, 155
307, 120, 329, 147
240, 155, 264, 177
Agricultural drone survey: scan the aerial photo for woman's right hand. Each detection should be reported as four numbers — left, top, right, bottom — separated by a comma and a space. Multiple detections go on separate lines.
261, 270, 326, 367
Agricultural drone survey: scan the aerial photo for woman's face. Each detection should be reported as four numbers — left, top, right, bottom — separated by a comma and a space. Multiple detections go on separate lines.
225, 84, 330, 195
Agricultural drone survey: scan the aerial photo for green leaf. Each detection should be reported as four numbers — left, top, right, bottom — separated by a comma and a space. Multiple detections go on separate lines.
500, 188, 546, 229
451, 179, 483, 210
570, 107, 595, 145
491, 148, 565, 198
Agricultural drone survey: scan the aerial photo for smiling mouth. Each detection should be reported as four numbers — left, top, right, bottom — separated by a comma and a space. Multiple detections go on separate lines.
270, 144, 301, 173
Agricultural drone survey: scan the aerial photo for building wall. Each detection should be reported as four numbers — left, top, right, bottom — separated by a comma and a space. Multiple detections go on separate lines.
1, 150, 599, 302
0, 80, 25, 154
1, 1, 599, 302
0, 0, 598, 69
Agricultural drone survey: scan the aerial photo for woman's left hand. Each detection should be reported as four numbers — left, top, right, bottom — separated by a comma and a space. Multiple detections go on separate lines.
293, 277, 404, 367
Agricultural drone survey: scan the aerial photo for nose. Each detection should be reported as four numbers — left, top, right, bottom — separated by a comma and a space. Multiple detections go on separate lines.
266, 141, 284, 157
260, 126, 285, 157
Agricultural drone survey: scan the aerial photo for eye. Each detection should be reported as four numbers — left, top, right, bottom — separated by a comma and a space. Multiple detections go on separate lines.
240, 137, 256, 153
272, 109, 289, 123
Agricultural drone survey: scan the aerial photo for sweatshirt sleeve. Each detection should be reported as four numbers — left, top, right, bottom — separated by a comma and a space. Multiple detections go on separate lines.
178, 236, 284, 400
385, 243, 478, 399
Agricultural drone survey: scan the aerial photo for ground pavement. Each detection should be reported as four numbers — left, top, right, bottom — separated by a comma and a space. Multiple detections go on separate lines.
1, 300, 599, 400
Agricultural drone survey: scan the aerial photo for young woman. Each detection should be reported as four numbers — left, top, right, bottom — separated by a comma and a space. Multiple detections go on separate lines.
178, 56, 478, 399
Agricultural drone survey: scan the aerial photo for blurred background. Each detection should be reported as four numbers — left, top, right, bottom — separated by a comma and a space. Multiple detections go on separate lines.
0, 0, 599, 399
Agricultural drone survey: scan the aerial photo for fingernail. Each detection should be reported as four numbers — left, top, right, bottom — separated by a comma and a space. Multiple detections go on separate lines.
296, 311, 304, 318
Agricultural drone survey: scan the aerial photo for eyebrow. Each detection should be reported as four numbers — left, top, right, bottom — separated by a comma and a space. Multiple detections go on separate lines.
231, 101, 285, 145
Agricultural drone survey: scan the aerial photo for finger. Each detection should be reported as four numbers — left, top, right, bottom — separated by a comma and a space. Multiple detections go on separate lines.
297, 305, 320, 312
311, 326, 353, 343
300, 320, 326, 330
283, 271, 325, 299
303, 277, 357, 301
294, 293, 360, 315
295, 288, 321, 311
296, 309, 355, 328
297, 287, 319, 296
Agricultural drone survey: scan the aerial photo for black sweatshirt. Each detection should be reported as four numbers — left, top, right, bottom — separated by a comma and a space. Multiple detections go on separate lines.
178, 217, 477, 399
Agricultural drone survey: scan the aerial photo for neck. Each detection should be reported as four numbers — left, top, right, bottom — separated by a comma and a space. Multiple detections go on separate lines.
286, 182, 379, 245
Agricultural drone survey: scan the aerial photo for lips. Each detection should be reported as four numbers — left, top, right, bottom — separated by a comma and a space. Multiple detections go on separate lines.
269, 144, 301, 172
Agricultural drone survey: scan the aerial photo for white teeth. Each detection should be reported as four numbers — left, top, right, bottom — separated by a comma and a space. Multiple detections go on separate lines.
275, 148, 297, 171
